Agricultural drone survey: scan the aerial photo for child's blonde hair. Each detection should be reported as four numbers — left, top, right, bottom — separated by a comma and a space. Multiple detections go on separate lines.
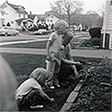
54, 20, 69, 30
30, 67, 47, 85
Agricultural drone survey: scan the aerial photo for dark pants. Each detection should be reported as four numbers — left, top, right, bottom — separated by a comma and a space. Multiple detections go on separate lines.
57, 62, 83, 82
16, 89, 44, 111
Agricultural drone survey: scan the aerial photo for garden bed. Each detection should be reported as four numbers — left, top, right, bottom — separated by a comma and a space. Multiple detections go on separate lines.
69, 58, 112, 111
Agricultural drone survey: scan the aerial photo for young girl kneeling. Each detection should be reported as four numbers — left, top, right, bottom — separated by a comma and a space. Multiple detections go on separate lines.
15, 67, 54, 111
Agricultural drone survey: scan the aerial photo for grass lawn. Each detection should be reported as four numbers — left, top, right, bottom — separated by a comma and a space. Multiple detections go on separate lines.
1, 53, 46, 85
1, 40, 80, 49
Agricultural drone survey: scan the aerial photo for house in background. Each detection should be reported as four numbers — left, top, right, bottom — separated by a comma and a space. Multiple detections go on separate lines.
45, 11, 59, 29
102, 0, 112, 49
28, 13, 45, 25
70, 13, 102, 31
27, 11, 60, 30
0, 1, 28, 29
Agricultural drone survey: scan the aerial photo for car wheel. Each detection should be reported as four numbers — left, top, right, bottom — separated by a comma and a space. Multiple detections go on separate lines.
14, 33, 18, 36
4, 33, 8, 37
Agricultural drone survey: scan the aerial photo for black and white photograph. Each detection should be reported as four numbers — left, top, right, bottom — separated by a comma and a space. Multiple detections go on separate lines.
0, 0, 111, 111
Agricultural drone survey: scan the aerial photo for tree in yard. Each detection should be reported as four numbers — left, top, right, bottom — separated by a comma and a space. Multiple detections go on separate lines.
96, 3, 105, 27
85, 11, 102, 28
50, 0, 83, 27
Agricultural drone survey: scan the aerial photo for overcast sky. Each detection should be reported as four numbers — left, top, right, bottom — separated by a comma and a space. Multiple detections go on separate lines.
0, 0, 106, 14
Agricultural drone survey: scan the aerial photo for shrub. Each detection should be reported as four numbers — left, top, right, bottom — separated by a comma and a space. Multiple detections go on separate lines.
89, 27, 101, 38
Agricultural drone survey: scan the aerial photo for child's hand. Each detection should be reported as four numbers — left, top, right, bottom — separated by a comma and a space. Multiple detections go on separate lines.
50, 98, 55, 103
74, 71, 79, 78
77, 62, 82, 65
46, 54, 51, 61
61, 45, 65, 50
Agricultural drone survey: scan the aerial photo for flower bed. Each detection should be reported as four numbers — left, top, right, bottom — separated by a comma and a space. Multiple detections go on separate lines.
70, 58, 112, 111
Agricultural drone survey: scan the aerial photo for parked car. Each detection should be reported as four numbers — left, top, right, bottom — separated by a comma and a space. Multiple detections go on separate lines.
34, 29, 48, 35
0, 27, 19, 36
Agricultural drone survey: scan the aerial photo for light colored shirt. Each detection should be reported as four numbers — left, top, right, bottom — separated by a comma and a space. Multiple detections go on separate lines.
49, 32, 63, 53
15, 78, 41, 100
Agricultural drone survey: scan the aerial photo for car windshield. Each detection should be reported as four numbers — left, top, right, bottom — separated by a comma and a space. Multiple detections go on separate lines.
2, 27, 8, 29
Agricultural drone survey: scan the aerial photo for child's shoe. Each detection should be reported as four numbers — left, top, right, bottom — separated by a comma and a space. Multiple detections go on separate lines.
30, 105, 43, 109
50, 86, 55, 90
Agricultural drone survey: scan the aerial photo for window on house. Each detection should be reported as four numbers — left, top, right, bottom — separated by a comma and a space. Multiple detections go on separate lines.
1, 20, 4, 26
50, 20, 52, 22
47, 20, 49, 22
18, 22, 21, 26
110, 0, 112, 5
23, 14, 25, 18
19, 14, 21, 17
11, 21, 14, 24
1, 11, 5, 16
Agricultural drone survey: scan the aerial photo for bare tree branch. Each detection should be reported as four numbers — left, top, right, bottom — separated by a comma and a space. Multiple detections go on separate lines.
50, 0, 84, 27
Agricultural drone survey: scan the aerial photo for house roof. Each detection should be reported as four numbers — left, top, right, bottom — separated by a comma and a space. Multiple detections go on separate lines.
4, 1, 28, 14
15, 18, 27, 22
15, 18, 34, 23
45, 10, 64, 19
28, 14, 45, 21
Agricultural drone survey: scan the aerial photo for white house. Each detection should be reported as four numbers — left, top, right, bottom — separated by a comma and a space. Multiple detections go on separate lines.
45, 14, 59, 26
0, 1, 28, 29
45, 11, 59, 29
102, 0, 112, 49
28, 14, 45, 25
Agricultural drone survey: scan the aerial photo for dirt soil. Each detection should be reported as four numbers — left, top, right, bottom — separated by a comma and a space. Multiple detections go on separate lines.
70, 58, 112, 111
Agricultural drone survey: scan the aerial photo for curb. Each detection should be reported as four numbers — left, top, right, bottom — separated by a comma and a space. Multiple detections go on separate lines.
60, 80, 84, 112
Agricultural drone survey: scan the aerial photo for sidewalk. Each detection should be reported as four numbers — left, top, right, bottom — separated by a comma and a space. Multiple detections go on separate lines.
0, 47, 111, 59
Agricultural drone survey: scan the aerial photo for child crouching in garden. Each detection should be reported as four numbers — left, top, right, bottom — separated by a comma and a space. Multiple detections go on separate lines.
15, 67, 55, 111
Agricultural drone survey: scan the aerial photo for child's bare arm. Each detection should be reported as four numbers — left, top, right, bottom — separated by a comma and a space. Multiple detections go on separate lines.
46, 41, 52, 54
62, 58, 81, 65
38, 88, 54, 102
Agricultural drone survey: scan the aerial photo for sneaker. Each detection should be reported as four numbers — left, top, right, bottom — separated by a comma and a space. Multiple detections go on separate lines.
30, 105, 43, 109
50, 86, 55, 89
